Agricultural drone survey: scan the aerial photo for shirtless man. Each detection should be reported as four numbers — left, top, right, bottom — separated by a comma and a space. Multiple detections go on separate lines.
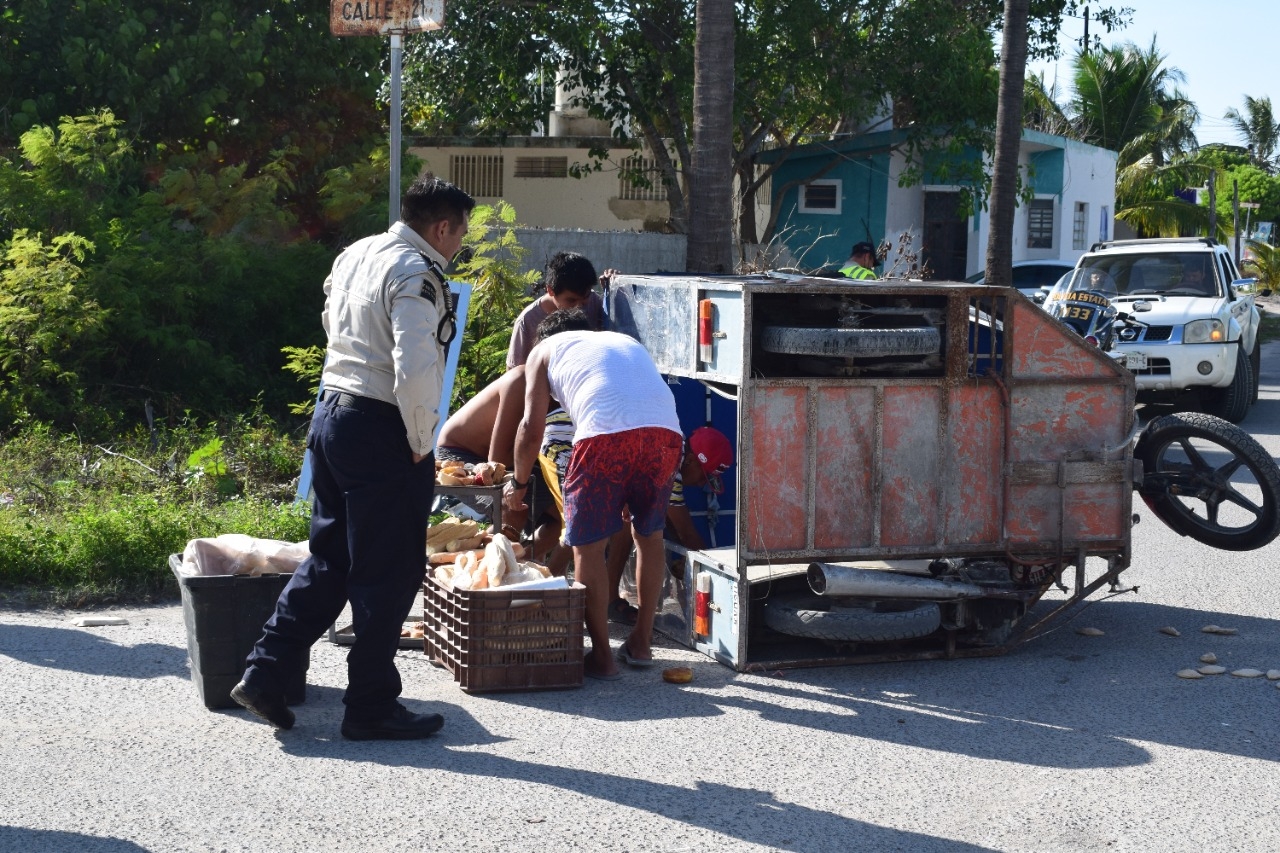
436, 367, 526, 467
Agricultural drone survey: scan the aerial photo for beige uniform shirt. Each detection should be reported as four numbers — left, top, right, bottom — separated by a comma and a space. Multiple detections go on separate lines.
321, 221, 450, 456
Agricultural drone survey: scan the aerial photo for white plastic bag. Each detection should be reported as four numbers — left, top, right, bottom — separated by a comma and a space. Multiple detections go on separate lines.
179, 535, 310, 577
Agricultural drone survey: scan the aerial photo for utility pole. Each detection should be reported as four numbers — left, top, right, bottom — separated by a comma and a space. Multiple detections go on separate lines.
1208, 170, 1217, 238
1233, 179, 1241, 264
1082, 6, 1090, 53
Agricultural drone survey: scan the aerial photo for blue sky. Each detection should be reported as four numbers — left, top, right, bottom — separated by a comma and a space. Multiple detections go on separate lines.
1025, 0, 1271, 148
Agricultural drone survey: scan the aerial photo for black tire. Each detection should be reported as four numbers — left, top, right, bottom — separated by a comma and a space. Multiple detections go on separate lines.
763, 594, 941, 642
1202, 346, 1252, 424
759, 326, 941, 358
1135, 412, 1280, 551
1250, 343, 1261, 403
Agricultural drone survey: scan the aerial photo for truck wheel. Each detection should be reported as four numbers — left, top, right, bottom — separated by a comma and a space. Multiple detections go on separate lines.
1135, 412, 1280, 551
1250, 344, 1261, 403
759, 326, 941, 358
1202, 346, 1251, 424
763, 594, 941, 642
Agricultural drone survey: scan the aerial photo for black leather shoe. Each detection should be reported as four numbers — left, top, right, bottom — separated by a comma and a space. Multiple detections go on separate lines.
341, 705, 444, 741
230, 680, 295, 730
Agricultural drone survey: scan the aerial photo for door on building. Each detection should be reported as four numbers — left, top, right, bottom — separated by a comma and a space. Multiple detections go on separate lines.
923, 192, 968, 281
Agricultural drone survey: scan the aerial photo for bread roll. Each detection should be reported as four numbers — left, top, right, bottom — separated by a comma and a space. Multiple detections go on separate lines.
491, 533, 518, 578
662, 667, 693, 684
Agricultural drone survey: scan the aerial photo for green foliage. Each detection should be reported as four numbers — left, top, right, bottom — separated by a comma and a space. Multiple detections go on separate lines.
1, 2, 387, 245
1207, 165, 1280, 230
1032, 38, 1217, 238
0, 112, 339, 429
451, 203, 541, 410
281, 346, 326, 416
0, 230, 107, 426
1243, 239, 1280, 292
0, 416, 309, 597
1224, 95, 1280, 173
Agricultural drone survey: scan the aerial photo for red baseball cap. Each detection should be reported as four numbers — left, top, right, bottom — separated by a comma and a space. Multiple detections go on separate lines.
689, 426, 733, 494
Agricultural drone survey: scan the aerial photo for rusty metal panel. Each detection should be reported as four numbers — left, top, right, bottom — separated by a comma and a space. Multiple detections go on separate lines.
744, 385, 808, 552
944, 383, 1003, 544
1009, 301, 1122, 379
1005, 481, 1129, 543
1008, 384, 1130, 461
880, 386, 941, 546
330, 0, 444, 36
813, 386, 877, 550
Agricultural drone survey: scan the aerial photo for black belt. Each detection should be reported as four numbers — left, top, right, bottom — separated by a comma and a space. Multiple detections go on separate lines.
322, 390, 399, 418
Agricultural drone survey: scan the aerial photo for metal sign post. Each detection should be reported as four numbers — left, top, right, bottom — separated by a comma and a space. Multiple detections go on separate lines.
330, 1, 446, 226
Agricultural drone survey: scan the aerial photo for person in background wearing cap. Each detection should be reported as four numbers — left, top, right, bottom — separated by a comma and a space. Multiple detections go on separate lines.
503, 308, 683, 680
840, 241, 879, 280
658, 426, 732, 555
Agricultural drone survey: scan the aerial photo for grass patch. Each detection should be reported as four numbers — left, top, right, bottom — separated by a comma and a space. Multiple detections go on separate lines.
0, 413, 310, 606
1258, 307, 1280, 345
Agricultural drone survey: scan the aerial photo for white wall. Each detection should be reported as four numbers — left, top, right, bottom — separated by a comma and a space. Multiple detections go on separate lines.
410, 140, 671, 232
509, 228, 686, 277
881, 136, 1117, 278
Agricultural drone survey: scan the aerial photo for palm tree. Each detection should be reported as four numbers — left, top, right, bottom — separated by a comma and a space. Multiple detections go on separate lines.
984, 0, 1031, 289
1224, 96, 1280, 173
1054, 38, 1206, 237
686, 0, 735, 273
1069, 38, 1199, 169
1242, 238, 1280, 293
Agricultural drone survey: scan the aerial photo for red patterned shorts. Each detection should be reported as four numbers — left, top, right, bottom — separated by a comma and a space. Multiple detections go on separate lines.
562, 427, 682, 546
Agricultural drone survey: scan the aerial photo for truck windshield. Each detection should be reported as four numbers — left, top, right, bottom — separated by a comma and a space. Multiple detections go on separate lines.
1082, 253, 1219, 297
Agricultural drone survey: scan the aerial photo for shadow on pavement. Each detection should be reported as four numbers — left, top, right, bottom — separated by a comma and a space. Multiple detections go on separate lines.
0, 826, 150, 852
276, 735, 996, 853
0, 621, 188, 680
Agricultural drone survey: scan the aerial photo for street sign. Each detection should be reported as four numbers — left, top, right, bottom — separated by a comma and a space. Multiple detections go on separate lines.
330, 0, 444, 36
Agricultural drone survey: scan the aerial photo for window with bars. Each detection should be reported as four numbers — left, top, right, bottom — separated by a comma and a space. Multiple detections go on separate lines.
514, 156, 568, 178
1027, 198, 1054, 249
1072, 201, 1088, 250
799, 180, 841, 214
618, 155, 666, 201
449, 155, 503, 197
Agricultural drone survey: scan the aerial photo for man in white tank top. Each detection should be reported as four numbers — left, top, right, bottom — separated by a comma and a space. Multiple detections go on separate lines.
503, 309, 683, 680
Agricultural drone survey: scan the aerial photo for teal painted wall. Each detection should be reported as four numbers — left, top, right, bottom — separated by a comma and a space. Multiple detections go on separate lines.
770, 152, 891, 271
1028, 149, 1064, 196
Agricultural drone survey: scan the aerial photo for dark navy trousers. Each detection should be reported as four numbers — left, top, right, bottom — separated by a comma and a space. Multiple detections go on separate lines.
244, 393, 435, 722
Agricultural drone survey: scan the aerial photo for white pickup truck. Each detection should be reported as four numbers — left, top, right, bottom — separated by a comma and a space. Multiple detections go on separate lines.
1071, 238, 1261, 423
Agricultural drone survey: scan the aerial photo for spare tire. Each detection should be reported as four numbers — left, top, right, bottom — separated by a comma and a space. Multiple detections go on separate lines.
763, 594, 941, 643
760, 326, 941, 358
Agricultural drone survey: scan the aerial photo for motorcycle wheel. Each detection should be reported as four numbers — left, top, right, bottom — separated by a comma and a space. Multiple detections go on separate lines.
762, 594, 940, 643
759, 326, 941, 358
1135, 412, 1280, 551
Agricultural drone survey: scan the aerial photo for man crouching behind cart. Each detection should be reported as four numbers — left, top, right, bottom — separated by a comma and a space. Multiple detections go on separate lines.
232, 175, 474, 739
503, 309, 683, 680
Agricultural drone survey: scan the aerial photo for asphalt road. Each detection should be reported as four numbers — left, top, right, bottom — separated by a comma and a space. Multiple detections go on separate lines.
3, 348, 1280, 853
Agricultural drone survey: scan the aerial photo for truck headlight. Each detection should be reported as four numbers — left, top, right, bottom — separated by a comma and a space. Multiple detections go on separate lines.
1184, 319, 1225, 343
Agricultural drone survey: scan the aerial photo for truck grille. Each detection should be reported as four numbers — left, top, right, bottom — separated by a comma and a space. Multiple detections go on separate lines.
1142, 326, 1173, 342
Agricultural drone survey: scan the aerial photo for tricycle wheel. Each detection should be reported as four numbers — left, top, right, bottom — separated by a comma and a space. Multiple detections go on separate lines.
1135, 412, 1280, 551
763, 594, 940, 643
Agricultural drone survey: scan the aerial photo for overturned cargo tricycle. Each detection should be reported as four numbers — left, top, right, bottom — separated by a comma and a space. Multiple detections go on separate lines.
606, 274, 1280, 671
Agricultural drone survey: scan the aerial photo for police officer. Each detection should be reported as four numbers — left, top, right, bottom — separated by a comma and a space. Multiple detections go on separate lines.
232, 175, 474, 740
840, 241, 880, 280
